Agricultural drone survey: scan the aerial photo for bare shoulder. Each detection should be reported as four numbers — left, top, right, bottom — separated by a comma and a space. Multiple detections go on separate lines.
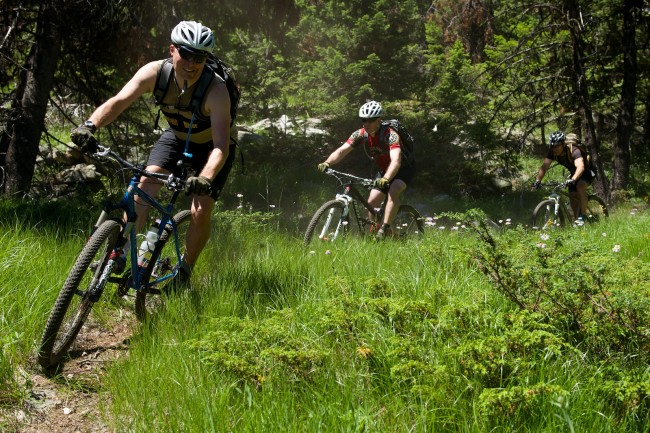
205, 73, 230, 105
139, 60, 165, 78
127, 60, 166, 94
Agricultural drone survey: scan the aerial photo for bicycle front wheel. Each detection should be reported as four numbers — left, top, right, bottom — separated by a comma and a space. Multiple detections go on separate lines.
38, 219, 122, 369
303, 200, 352, 246
585, 195, 609, 222
532, 199, 565, 230
392, 205, 424, 239
135, 209, 191, 321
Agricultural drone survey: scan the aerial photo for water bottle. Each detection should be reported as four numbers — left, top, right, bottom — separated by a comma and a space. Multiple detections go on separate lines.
137, 222, 159, 267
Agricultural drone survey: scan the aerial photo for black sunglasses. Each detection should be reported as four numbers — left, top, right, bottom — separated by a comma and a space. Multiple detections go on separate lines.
175, 45, 208, 64
360, 117, 379, 122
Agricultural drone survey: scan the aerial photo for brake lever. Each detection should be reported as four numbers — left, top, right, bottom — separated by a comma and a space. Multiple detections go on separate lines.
167, 174, 185, 191
94, 145, 110, 158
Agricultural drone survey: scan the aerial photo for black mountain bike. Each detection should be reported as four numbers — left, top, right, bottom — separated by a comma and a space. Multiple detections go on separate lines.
532, 181, 608, 229
304, 168, 424, 246
38, 144, 194, 368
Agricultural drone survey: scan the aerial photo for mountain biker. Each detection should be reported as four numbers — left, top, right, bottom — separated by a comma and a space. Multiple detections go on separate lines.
317, 101, 416, 239
533, 130, 595, 224
70, 20, 236, 290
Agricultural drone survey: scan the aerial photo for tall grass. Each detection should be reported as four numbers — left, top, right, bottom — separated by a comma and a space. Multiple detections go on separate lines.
2, 201, 650, 431
102, 208, 649, 432
0, 217, 90, 404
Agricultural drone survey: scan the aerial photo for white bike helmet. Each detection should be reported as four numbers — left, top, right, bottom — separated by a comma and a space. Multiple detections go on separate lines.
171, 21, 215, 53
359, 101, 384, 119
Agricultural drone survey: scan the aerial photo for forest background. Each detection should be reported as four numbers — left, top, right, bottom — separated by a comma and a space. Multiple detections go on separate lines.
1, 2, 650, 431
0, 0, 649, 209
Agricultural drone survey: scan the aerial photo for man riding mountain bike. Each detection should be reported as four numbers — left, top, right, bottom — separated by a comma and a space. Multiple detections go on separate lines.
533, 130, 595, 225
70, 20, 236, 291
317, 101, 416, 240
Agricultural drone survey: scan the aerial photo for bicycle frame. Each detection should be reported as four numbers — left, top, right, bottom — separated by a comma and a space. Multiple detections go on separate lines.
90, 146, 187, 296
545, 188, 571, 222
311, 169, 386, 242
305, 169, 424, 245
532, 181, 609, 229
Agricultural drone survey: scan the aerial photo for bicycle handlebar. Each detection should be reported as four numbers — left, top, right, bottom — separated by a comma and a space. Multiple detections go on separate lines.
323, 168, 374, 187
93, 144, 187, 192
538, 181, 569, 192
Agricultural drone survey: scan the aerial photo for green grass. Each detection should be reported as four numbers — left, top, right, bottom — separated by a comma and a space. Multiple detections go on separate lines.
1, 200, 650, 432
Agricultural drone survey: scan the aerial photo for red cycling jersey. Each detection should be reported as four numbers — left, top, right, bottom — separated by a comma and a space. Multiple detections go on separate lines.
346, 127, 401, 172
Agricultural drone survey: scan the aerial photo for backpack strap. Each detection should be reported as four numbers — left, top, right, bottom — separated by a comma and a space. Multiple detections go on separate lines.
152, 58, 174, 130
151, 57, 245, 172
154, 58, 174, 105
190, 67, 216, 121
153, 57, 215, 120
361, 125, 391, 175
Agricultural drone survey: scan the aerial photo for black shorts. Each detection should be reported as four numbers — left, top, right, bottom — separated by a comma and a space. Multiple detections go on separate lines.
568, 168, 595, 192
147, 128, 235, 200
374, 161, 417, 193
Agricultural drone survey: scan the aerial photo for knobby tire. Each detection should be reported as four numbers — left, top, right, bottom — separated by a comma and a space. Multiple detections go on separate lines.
303, 200, 351, 246
135, 209, 191, 321
38, 219, 122, 369
392, 204, 425, 239
586, 195, 608, 221
532, 199, 565, 229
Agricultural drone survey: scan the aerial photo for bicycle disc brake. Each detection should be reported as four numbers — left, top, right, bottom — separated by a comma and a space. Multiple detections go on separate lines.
113, 269, 132, 297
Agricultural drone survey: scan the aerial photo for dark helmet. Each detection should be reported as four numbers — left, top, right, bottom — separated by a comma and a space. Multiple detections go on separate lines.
549, 130, 565, 147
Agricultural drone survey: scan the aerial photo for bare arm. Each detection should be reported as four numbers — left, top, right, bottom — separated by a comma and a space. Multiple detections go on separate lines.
571, 157, 585, 181
197, 81, 231, 181
535, 157, 553, 182
87, 61, 161, 128
324, 142, 354, 165
383, 147, 402, 181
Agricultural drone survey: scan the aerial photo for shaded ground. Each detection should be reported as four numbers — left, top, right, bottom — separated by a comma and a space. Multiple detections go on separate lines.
1, 314, 137, 433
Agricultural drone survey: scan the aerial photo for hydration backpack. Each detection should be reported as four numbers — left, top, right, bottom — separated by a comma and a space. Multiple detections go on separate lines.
153, 54, 240, 126
566, 141, 596, 178
153, 55, 245, 173
379, 119, 415, 165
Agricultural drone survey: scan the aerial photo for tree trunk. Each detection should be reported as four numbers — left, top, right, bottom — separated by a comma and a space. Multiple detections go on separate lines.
2, 3, 61, 197
564, 0, 610, 202
610, 0, 641, 196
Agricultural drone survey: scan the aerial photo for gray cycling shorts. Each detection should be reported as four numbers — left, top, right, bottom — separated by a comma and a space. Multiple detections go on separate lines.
147, 128, 235, 200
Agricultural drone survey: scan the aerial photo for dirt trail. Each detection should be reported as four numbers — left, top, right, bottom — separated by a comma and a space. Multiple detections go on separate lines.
2, 317, 137, 433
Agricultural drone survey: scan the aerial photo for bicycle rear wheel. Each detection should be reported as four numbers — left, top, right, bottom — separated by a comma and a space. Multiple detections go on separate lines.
135, 209, 191, 321
585, 195, 608, 222
38, 219, 122, 369
303, 200, 353, 246
531, 199, 565, 229
391, 205, 424, 239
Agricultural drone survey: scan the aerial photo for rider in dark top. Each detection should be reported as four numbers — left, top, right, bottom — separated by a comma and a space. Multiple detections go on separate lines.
534, 130, 594, 223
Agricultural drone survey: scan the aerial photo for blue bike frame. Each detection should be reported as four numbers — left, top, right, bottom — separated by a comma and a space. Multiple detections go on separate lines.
91, 147, 187, 294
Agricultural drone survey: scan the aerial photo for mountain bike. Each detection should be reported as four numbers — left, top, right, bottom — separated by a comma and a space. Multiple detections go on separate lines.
38, 144, 193, 368
531, 181, 608, 229
304, 168, 424, 246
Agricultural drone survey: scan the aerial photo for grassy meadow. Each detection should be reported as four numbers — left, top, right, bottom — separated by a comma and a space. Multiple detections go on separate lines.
1, 189, 650, 431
